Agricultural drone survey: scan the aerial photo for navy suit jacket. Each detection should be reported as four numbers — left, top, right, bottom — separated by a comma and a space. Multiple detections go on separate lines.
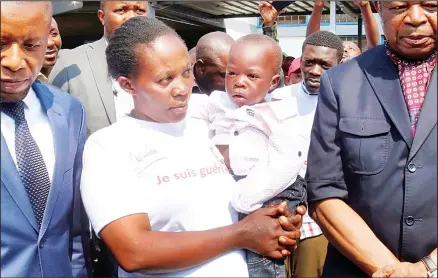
1, 82, 92, 277
306, 45, 437, 277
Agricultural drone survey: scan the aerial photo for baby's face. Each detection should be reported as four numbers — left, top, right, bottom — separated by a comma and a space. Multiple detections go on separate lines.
225, 43, 279, 107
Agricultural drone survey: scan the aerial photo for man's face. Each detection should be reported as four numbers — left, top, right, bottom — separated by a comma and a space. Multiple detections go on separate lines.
43, 18, 62, 68
341, 41, 361, 64
1, 2, 50, 103
98, 1, 148, 40
287, 71, 302, 85
195, 53, 228, 95
301, 45, 339, 93
378, 1, 437, 60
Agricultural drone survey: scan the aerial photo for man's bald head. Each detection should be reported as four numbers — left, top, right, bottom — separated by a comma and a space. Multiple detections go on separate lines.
193, 32, 235, 95
196, 31, 234, 64
188, 46, 197, 66
234, 34, 282, 74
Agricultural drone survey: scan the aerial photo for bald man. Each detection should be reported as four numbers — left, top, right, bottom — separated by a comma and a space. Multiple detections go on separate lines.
194, 31, 235, 95
1, 2, 90, 277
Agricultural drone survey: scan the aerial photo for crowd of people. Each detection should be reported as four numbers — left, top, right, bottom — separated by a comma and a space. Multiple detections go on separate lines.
1, 1, 437, 278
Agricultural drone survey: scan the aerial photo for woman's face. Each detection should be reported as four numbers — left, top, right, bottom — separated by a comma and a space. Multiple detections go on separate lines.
124, 34, 193, 123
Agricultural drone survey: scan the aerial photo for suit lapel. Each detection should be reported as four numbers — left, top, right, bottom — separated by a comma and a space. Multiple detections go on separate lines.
86, 37, 116, 124
32, 83, 68, 238
1, 135, 39, 232
409, 68, 437, 160
363, 46, 413, 148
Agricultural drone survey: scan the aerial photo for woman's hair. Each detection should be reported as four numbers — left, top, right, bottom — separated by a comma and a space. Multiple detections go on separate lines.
106, 16, 183, 79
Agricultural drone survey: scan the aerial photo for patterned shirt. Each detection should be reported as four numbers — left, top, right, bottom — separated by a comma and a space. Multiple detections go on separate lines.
385, 43, 437, 136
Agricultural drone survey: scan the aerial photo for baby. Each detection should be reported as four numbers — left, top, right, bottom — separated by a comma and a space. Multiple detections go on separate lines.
190, 34, 307, 278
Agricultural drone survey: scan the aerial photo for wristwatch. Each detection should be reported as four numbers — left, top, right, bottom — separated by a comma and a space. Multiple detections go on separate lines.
421, 255, 437, 278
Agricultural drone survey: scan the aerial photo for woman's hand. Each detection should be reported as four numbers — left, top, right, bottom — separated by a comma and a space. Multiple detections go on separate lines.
271, 202, 305, 254
236, 206, 298, 259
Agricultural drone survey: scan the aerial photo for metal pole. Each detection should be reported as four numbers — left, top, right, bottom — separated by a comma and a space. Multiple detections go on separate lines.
330, 1, 336, 34
358, 15, 363, 50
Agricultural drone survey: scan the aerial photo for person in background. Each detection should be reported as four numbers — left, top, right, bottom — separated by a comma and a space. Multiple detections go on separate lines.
282, 56, 295, 75
341, 41, 361, 64
81, 16, 306, 277
1, 2, 91, 277
285, 57, 302, 85
193, 31, 235, 95
49, 1, 149, 135
259, 1, 288, 87
271, 31, 344, 278
188, 46, 200, 94
49, 2, 150, 277
306, 1, 437, 277
37, 17, 62, 83
307, 0, 380, 63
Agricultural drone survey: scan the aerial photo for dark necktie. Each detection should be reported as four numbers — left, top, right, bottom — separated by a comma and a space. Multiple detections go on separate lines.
1, 101, 51, 228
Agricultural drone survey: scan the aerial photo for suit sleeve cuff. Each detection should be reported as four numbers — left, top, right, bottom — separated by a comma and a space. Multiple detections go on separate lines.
307, 180, 348, 203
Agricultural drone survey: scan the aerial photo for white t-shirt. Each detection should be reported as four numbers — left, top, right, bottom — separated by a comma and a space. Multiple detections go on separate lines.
80, 115, 248, 277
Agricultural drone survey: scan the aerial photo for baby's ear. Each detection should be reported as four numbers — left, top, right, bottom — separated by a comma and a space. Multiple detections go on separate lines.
269, 74, 281, 91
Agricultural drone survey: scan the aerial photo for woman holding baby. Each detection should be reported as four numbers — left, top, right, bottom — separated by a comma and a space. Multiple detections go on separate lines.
80, 17, 305, 277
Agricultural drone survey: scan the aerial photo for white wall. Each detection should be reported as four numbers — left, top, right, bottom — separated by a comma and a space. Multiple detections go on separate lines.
224, 17, 257, 40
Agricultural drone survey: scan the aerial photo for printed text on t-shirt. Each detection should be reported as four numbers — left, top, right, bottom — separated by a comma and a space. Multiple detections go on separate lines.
156, 164, 230, 185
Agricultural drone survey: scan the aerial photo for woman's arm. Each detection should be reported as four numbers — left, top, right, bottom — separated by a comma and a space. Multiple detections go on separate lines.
81, 138, 301, 274
306, 0, 325, 37
101, 206, 296, 273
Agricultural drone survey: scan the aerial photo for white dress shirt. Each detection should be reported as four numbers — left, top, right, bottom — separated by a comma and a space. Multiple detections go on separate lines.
271, 83, 323, 239
105, 39, 135, 121
1, 87, 55, 182
189, 91, 307, 214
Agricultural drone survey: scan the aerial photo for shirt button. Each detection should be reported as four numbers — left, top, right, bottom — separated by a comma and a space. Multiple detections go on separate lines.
405, 216, 415, 226
407, 163, 416, 173
234, 131, 239, 136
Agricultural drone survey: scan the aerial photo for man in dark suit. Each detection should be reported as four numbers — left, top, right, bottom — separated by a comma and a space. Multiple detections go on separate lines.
1, 2, 91, 277
49, 1, 149, 135
306, 1, 437, 277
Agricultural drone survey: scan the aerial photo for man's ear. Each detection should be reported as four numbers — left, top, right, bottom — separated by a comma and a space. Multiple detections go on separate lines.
269, 74, 281, 91
194, 59, 205, 75
117, 76, 136, 96
97, 9, 105, 26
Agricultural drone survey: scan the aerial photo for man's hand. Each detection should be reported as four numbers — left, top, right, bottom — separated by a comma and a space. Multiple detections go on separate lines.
259, 1, 286, 27
314, 0, 325, 8
372, 262, 428, 278
353, 1, 370, 8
